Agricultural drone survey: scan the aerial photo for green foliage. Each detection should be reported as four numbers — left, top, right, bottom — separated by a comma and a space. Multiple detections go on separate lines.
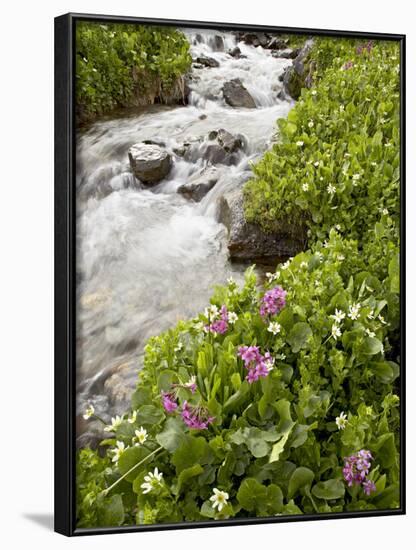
243, 38, 400, 244
76, 22, 192, 119
76, 35, 401, 527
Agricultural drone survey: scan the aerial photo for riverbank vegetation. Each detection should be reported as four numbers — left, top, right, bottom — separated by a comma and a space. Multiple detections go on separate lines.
77, 35, 401, 527
76, 22, 192, 122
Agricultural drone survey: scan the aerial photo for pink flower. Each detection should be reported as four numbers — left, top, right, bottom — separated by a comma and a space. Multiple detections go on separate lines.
260, 286, 287, 317
363, 479, 376, 496
238, 346, 274, 384
206, 305, 229, 334
161, 391, 178, 413
343, 450, 374, 492
181, 401, 214, 430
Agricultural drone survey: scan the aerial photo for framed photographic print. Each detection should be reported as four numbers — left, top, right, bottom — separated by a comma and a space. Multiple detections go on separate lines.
54, 12, 405, 536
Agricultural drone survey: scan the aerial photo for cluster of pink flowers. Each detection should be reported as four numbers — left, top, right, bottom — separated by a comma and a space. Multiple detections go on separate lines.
342, 60, 354, 70
161, 378, 197, 414
342, 449, 376, 495
259, 286, 287, 317
356, 41, 374, 55
207, 305, 229, 334
161, 383, 214, 430
237, 345, 274, 384
161, 391, 178, 413
181, 401, 215, 430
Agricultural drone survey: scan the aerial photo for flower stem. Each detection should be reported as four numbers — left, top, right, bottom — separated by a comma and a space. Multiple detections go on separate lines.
102, 445, 164, 496
93, 414, 107, 425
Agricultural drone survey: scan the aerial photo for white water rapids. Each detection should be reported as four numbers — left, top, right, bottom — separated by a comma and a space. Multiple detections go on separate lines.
76, 29, 293, 443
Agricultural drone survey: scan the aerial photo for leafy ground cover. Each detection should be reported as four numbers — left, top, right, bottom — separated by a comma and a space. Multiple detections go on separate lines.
76, 22, 192, 121
77, 36, 401, 527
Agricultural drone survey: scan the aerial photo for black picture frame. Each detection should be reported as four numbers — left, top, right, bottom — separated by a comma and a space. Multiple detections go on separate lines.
54, 12, 406, 537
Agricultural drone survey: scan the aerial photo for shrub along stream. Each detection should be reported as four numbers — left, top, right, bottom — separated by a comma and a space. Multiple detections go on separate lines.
76, 22, 192, 122
77, 36, 401, 527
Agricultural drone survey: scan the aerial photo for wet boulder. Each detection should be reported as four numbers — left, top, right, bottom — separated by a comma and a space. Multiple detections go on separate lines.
283, 39, 315, 99
228, 46, 246, 59
272, 48, 299, 59
203, 128, 246, 165
195, 55, 220, 68
222, 78, 256, 109
177, 166, 219, 202
267, 37, 288, 50
237, 32, 270, 48
128, 143, 172, 185
218, 190, 305, 262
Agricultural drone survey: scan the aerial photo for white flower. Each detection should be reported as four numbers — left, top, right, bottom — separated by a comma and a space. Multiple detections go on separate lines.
314, 161, 320, 167
104, 415, 123, 432
365, 328, 376, 338
128, 410, 137, 424
311, 90, 317, 96
194, 321, 205, 332
268, 322, 281, 335
209, 488, 229, 512
281, 259, 292, 270
264, 357, 275, 372
308, 120, 314, 128
340, 105, 345, 112
266, 271, 279, 282
335, 224, 341, 231
300, 261, 308, 268
141, 468, 163, 494
382, 208, 389, 215
378, 314, 387, 325
348, 303, 361, 320
323, 240, 329, 248
367, 309, 375, 320
296, 140, 304, 147
174, 342, 183, 352
316, 251, 324, 261
204, 305, 219, 319
227, 276, 235, 285
82, 56, 88, 63
302, 183, 309, 191
352, 173, 361, 181
335, 411, 348, 430
331, 309, 346, 324
331, 324, 342, 340
371, 162, 377, 167
228, 311, 238, 324
337, 254, 345, 261
83, 404, 95, 420
185, 375, 197, 389
112, 441, 127, 463
327, 184, 336, 195
134, 426, 148, 446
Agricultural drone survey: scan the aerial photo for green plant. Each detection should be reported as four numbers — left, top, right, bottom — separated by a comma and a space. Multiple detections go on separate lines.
243, 38, 400, 244
76, 22, 192, 119
76, 35, 401, 527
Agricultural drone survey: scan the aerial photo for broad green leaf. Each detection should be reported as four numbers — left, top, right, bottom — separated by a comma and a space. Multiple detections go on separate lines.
156, 417, 186, 452
288, 467, 314, 499
97, 494, 124, 527
172, 435, 213, 473
311, 479, 345, 500
287, 322, 313, 353
175, 464, 204, 495
361, 337, 383, 355
118, 445, 151, 482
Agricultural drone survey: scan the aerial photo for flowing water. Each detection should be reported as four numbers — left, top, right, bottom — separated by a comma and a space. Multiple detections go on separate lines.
76, 29, 293, 443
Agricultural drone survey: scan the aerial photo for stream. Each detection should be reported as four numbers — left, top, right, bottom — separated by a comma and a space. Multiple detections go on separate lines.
76, 29, 293, 444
